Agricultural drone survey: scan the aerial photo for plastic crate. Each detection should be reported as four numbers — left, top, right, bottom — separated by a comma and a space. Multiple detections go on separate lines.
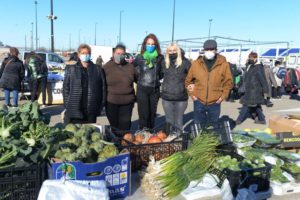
212, 150, 272, 197
190, 121, 233, 145
0, 163, 47, 200
105, 127, 188, 171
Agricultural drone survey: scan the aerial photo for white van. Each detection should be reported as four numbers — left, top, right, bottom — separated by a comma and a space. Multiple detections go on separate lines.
22, 51, 65, 70
286, 53, 300, 69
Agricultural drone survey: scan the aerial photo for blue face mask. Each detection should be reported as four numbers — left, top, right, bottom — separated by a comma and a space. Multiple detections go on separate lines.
146, 45, 156, 53
80, 54, 91, 62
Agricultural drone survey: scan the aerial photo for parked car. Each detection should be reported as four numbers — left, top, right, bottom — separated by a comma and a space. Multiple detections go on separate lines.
22, 51, 65, 70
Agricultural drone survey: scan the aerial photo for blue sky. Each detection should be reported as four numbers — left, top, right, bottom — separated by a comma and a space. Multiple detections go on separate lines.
0, 0, 299, 52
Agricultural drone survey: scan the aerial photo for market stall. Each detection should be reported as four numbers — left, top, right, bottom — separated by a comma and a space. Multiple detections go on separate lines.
3, 106, 300, 200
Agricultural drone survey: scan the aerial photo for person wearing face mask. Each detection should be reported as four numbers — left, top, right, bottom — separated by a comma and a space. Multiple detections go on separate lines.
185, 39, 233, 126
161, 44, 191, 134
0, 47, 25, 107
235, 52, 269, 125
102, 44, 137, 133
63, 44, 106, 124
133, 33, 164, 130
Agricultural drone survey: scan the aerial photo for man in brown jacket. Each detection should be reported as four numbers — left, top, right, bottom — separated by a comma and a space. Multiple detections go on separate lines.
185, 39, 232, 125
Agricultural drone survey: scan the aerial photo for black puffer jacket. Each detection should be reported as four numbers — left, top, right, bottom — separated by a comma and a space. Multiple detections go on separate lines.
240, 62, 269, 106
63, 61, 106, 119
0, 56, 25, 90
133, 54, 164, 88
161, 58, 191, 101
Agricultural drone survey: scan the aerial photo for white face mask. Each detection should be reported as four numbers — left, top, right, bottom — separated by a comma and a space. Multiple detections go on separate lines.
204, 51, 216, 60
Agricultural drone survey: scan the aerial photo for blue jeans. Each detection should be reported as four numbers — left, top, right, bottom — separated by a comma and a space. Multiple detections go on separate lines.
193, 100, 221, 125
4, 89, 19, 106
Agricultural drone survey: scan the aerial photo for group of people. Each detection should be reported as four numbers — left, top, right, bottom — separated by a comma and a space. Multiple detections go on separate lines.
0, 47, 48, 107
1, 35, 297, 134
62, 35, 233, 135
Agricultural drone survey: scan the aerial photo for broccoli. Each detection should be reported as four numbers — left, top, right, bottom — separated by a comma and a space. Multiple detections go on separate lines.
91, 132, 103, 142
80, 125, 95, 135
65, 152, 78, 161
76, 146, 92, 159
90, 142, 104, 154
75, 129, 86, 138
55, 150, 64, 158
65, 123, 78, 133
100, 145, 119, 158
65, 137, 82, 147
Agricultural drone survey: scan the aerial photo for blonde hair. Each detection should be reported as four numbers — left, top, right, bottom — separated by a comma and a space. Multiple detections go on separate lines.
165, 43, 182, 69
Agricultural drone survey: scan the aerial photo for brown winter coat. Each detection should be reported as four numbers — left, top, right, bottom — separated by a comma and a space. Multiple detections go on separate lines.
103, 60, 137, 105
185, 54, 233, 105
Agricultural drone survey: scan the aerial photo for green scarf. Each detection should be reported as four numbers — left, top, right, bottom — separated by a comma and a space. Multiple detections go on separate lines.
143, 50, 158, 68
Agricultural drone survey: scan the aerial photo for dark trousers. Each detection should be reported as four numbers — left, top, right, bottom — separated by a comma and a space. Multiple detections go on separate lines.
31, 77, 47, 105
193, 100, 221, 126
106, 102, 134, 132
64, 114, 97, 124
237, 105, 265, 122
137, 85, 160, 129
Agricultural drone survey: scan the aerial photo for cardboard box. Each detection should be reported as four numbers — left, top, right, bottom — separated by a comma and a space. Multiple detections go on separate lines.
49, 153, 130, 200
269, 115, 300, 135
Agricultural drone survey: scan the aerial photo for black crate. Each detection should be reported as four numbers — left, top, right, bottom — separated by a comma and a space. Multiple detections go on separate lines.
105, 126, 188, 171
212, 150, 272, 197
0, 163, 47, 200
190, 121, 233, 145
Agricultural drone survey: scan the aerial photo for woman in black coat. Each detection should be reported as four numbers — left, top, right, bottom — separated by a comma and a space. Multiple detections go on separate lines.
161, 44, 191, 134
63, 44, 106, 124
236, 52, 269, 125
133, 33, 164, 130
0, 47, 25, 107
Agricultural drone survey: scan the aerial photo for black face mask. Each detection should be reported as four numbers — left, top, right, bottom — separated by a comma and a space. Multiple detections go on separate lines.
169, 53, 177, 60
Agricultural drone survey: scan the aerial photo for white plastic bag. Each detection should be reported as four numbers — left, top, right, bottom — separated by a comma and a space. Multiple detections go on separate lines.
38, 180, 109, 200
181, 174, 222, 200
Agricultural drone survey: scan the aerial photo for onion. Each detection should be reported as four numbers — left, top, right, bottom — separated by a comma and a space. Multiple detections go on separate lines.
148, 136, 162, 143
157, 131, 167, 140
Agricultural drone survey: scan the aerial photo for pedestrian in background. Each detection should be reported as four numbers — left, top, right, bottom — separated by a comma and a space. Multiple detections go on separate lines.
0, 47, 25, 107
26, 52, 48, 107
103, 44, 137, 133
272, 60, 286, 98
96, 55, 104, 67
263, 62, 277, 107
236, 52, 269, 125
134, 34, 164, 130
63, 44, 106, 124
185, 39, 232, 126
161, 43, 191, 134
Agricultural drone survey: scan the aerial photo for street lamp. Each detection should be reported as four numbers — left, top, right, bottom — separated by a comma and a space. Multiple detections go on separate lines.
119, 10, 124, 43
94, 22, 98, 45
208, 19, 213, 39
31, 22, 34, 50
171, 0, 176, 42
47, 0, 57, 52
34, 0, 38, 50
78, 29, 81, 46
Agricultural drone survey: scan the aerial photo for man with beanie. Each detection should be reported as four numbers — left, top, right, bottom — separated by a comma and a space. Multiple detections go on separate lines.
185, 39, 233, 125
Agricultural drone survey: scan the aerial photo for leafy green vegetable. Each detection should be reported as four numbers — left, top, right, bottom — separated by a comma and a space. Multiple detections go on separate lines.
233, 134, 256, 144
271, 165, 290, 183
248, 132, 281, 144
282, 163, 300, 174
